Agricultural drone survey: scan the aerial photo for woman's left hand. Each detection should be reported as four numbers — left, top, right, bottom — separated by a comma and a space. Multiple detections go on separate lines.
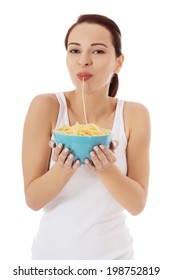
84, 140, 119, 171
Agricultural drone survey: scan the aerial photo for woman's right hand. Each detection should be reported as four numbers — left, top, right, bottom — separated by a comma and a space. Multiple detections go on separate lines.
49, 140, 81, 170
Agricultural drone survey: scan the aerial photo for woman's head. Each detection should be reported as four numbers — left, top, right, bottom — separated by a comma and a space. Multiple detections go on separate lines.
65, 14, 124, 97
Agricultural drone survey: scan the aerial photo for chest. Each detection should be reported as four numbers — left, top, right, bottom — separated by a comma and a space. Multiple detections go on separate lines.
67, 100, 117, 131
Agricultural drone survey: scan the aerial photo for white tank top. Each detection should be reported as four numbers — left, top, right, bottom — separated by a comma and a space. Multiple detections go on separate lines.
31, 92, 133, 260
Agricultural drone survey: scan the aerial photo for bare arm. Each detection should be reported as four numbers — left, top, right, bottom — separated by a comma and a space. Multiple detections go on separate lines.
22, 94, 79, 211
85, 102, 150, 215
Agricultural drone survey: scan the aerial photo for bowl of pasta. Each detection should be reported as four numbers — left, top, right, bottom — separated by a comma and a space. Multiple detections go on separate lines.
53, 122, 112, 164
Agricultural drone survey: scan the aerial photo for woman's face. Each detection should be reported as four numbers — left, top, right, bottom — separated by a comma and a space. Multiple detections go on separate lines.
66, 23, 122, 93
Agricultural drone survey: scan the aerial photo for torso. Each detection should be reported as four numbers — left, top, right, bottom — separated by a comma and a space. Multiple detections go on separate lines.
32, 92, 134, 260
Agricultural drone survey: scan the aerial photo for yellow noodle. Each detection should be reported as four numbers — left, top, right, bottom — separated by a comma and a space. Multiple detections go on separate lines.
82, 77, 88, 124
54, 122, 111, 136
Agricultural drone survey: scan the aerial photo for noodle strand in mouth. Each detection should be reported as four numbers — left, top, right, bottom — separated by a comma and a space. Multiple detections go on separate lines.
81, 77, 88, 124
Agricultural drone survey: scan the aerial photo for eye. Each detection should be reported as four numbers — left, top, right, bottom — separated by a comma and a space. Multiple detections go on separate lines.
92, 49, 105, 54
68, 49, 80, 54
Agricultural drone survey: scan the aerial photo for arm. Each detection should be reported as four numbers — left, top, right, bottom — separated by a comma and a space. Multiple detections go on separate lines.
22, 94, 79, 211
85, 102, 150, 215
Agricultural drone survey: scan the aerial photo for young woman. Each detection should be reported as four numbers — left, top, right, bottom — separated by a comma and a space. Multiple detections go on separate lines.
22, 14, 150, 259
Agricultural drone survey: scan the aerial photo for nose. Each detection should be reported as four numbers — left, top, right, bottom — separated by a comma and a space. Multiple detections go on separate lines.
78, 52, 92, 67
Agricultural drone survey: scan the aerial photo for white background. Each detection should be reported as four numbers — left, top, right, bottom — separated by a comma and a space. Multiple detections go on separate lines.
0, 0, 173, 277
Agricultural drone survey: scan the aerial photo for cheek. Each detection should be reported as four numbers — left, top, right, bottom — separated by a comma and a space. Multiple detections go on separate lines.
66, 54, 75, 69
66, 54, 78, 70
98, 63, 115, 81
105, 62, 116, 80
97, 56, 115, 72
66, 56, 72, 70
66, 59, 79, 86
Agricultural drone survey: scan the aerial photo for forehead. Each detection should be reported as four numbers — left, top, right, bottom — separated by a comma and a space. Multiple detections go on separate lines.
68, 23, 113, 45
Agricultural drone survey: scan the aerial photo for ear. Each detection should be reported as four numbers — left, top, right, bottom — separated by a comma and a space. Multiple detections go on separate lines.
114, 54, 124, 74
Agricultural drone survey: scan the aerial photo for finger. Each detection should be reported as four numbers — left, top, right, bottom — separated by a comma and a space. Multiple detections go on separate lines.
110, 140, 119, 151
49, 139, 56, 149
90, 151, 102, 170
52, 143, 63, 162
64, 153, 75, 170
57, 147, 70, 166
84, 159, 95, 171
99, 145, 116, 163
93, 146, 109, 167
72, 159, 81, 170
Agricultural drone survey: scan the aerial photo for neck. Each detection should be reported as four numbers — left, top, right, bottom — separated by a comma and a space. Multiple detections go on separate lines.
73, 87, 112, 124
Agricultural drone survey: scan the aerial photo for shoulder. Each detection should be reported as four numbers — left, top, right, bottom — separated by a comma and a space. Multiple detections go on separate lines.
124, 101, 150, 117
30, 93, 58, 112
26, 93, 59, 130
123, 101, 150, 140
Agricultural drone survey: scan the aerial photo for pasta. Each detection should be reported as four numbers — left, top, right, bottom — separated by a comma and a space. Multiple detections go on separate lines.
54, 78, 111, 136
54, 122, 111, 136
81, 77, 88, 124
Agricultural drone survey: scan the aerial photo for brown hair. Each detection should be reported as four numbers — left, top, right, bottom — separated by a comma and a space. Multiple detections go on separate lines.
64, 14, 122, 97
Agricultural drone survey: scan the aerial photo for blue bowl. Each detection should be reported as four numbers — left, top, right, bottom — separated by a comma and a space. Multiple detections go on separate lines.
53, 132, 112, 164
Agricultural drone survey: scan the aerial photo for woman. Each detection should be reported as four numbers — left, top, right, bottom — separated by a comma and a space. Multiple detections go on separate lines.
22, 14, 150, 259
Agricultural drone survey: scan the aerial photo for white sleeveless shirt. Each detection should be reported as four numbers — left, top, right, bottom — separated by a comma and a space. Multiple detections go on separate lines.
31, 92, 133, 260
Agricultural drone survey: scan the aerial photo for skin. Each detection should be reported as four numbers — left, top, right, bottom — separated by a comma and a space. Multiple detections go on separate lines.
22, 23, 150, 215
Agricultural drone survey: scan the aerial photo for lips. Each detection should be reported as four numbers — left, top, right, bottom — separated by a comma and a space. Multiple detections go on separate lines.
77, 72, 93, 81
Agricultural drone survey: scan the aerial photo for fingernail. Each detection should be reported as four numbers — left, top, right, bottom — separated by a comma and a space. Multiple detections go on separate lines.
49, 140, 55, 148
58, 143, 62, 148
69, 154, 73, 159
94, 146, 99, 151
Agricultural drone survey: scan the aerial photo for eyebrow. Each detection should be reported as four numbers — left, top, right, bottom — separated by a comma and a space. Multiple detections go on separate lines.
67, 42, 108, 48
